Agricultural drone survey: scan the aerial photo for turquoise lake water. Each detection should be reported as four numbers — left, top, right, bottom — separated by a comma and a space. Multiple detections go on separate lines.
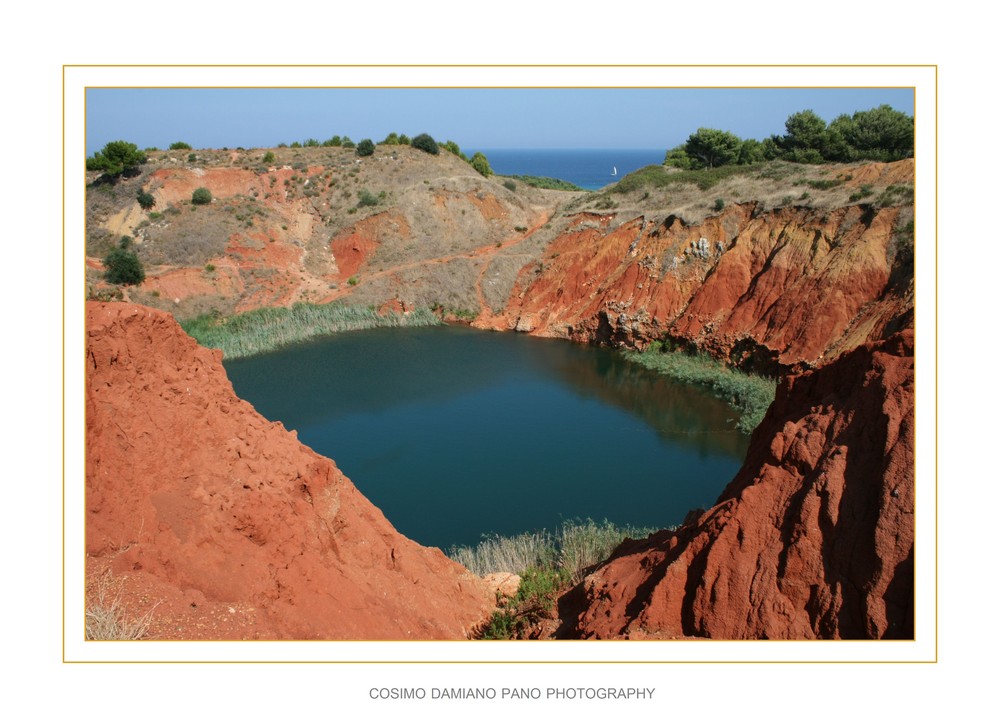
223, 326, 749, 550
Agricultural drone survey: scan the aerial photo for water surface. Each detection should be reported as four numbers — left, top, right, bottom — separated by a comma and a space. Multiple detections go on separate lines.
480, 148, 664, 190
224, 326, 748, 549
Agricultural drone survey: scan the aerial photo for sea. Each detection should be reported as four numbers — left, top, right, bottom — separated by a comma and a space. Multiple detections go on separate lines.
477, 148, 665, 191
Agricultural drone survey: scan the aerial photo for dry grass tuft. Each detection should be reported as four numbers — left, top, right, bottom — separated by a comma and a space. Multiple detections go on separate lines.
85, 571, 159, 641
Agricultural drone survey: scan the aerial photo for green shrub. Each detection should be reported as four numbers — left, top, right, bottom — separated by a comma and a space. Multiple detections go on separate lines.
508, 174, 582, 191
357, 189, 379, 207
136, 190, 155, 210
410, 133, 439, 155
713, 197, 725, 211
440, 140, 466, 159
849, 184, 874, 202
169, 141, 192, 150
191, 187, 212, 205
103, 242, 145, 286
470, 151, 493, 177
356, 139, 375, 157
262, 151, 275, 164
503, 180, 516, 192
188, 153, 197, 163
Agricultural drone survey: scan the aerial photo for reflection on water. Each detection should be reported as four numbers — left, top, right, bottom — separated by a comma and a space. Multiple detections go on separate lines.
225, 326, 749, 549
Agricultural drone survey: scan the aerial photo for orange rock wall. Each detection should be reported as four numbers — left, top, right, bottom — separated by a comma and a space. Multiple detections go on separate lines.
504, 203, 911, 371
558, 330, 914, 639
86, 302, 492, 639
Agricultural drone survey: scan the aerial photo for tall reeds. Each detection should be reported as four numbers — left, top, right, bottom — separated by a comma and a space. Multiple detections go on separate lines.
180, 302, 441, 359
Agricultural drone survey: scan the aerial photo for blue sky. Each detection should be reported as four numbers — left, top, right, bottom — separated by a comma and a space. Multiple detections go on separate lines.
86, 87, 915, 156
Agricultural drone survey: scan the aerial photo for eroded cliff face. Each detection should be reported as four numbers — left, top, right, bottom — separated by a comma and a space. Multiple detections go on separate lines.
555, 330, 914, 639
499, 197, 912, 373
85, 302, 493, 639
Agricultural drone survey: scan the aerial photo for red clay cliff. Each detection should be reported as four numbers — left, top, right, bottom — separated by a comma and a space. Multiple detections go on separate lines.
85, 302, 493, 639
555, 330, 914, 639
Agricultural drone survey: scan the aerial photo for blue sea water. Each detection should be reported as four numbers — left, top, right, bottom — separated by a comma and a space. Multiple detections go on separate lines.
478, 148, 664, 191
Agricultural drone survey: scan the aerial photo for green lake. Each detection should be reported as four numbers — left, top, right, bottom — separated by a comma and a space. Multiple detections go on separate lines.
223, 325, 750, 550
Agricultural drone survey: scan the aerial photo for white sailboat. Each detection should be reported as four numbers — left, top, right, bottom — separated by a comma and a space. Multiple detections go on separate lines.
611, 165, 617, 176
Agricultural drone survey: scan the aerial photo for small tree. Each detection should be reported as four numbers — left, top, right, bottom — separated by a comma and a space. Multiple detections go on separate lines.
86, 140, 147, 178
778, 110, 829, 163
683, 128, 742, 169
262, 151, 275, 164
356, 139, 375, 157
410, 133, 439, 155
381, 132, 400, 145
103, 240, 145, 285
169, 141, 192, 150
341, 136, 356, 149
191, 187, 212, 205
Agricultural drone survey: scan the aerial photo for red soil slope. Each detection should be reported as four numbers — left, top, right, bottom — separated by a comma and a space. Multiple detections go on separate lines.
557, 330, 914, 639
85, 302, 493, 639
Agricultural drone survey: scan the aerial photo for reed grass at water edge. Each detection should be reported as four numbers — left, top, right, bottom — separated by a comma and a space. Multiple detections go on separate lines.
180, 301, 441, 359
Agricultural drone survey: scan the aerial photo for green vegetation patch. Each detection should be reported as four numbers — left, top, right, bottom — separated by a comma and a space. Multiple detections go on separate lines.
612, 163, 764, 194
180, 302, 441, 359
452, 519, 655, 639
621, 342, 776, 433
450, 519, 653, 582
102, 238, 144, 286
507, 174, 583, 191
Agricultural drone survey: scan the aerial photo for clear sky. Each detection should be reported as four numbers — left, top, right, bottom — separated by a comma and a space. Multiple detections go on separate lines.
86, 87, 915, 156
